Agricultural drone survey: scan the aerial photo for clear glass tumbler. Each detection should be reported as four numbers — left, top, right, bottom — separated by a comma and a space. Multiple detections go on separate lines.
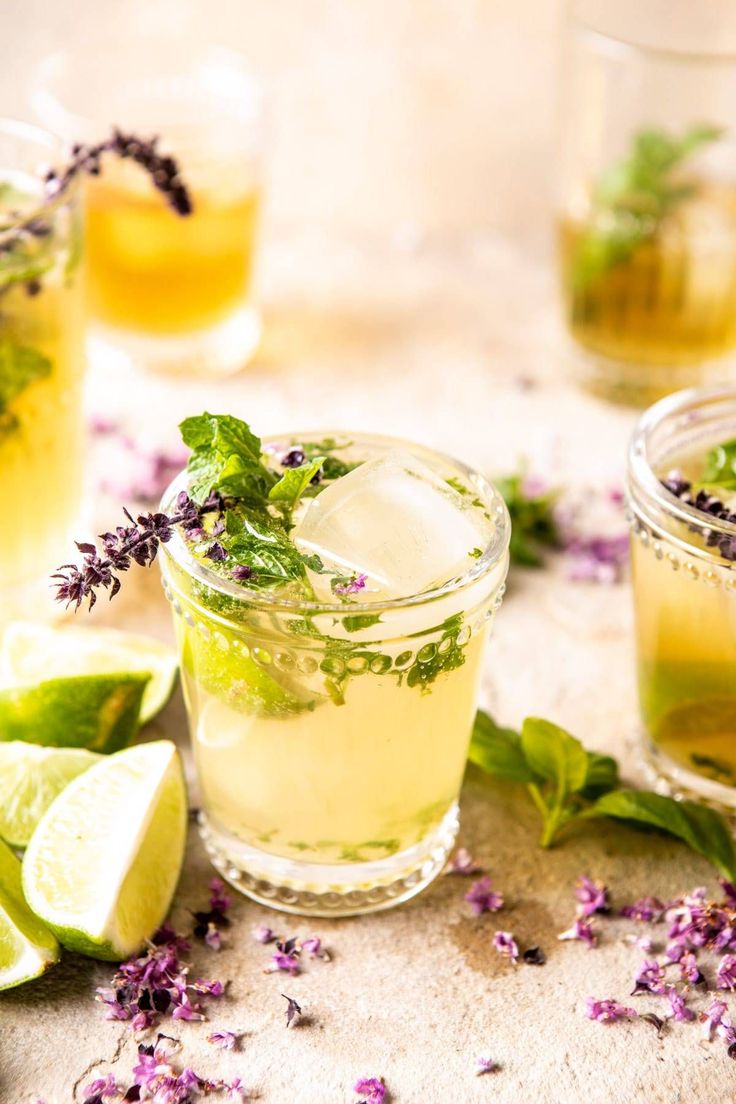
558, 1, 736, 405
160, 433, 510, 916
628, 386, 736, 807
0, 120, 85, 625
33, 42, 263, 378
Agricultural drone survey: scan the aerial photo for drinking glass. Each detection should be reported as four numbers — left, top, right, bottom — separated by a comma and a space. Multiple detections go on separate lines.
628, 386, 736, 807
0, 120, 85, 624
33, 42, 264, 378
558, 0, 736, 404
160, 433, 510, 916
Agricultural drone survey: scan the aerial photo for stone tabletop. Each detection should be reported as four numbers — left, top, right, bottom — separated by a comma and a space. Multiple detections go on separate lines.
2, 225, 732, 1104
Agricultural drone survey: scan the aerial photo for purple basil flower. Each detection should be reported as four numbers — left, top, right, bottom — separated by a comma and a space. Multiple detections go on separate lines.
718, 954, 736, 990
565, 533, 630, 585
81, 1074, 120, 1103
465, 876, 504, 915
721, 879, 736, 909
353, 1077, 386, 1104
231, 564, 253, 582
665, 987, 695, 1023
492, 931, 519, 961
205, 540, 227, 562
678, 951, 704, 985
559, 918, 597, 948
334, 572, 368, 596
575, 875, 609, 917
252, 924, 276, 944
207, 1030, 239, 1051
205, 923, 222, 951
585, 998, 637, 1023
209, 877, 231, 915
282, 993, 302, 1027
475, 1056, 498, 1076
281, 447, 306, 468
267, 951, 301, 976
701, 998, 731, 1039
446, 847, 482, 875
632, 959, 666, 995
621, 897, 665, 923
301, 936, 324, 958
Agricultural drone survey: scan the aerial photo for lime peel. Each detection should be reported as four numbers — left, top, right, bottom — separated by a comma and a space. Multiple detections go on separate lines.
0, 837, 59, 990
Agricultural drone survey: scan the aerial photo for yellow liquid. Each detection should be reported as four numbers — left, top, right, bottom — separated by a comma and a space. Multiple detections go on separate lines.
183, 627, 488, 864
632, 504, 736, 786
85, 169, 260, 335
0, 222, 85, 601
559, 182, 736, 369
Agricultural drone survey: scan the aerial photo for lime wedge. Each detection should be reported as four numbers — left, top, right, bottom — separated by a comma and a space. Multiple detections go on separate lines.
0, 673, 149, 752
1, 623, 177, 724
0, 743, 101, 848
0, 837, 59, 990
22, 741, 187, 960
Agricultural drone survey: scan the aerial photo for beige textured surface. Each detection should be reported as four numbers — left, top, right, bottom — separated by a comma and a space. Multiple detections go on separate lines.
1, 3, 733, 1102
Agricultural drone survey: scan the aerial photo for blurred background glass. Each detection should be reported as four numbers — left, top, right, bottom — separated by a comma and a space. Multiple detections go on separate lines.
33, 38, 264, 378
558, 0, 736, 405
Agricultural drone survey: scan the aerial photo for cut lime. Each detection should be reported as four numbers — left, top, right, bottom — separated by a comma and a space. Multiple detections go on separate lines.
1, 623, 177, 724
0, 673, 149, 752
0, 837, 59, 990
23, 741, 187, 960
0, 743, 101, 848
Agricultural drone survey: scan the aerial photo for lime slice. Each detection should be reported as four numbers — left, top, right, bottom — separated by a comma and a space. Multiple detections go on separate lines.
0, 837, 59, 990
1, 623, 177, 724
23, 740, 187, 960
0, 743, 101, 848
0, 673, 149, 752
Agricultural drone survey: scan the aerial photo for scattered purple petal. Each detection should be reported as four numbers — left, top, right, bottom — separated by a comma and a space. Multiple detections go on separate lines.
446, 847, 482, 875
353, 1077, 386, 1104
665, 987, 696, 1023
632, 959, 666, 996
301, 936, 326, 959
620, 897, 665, 923
718, 954, 736, 991
492, 931, 519, 961
559, 918, 597, 948
82, 1074, 121, 1103
465, 876, 504, 915
334, 572, 368, 596
585, 998, 638, 1023
565, 533, 630, 585
252, 925, 276, 944
575, 875, 609, 917
282, 993, 302, 1027
678, 950, 704, 985
266, 950, 301, 976
475, 1056, 499, 1076
701, 999, 731, 1039
207, 1030, 239, 1051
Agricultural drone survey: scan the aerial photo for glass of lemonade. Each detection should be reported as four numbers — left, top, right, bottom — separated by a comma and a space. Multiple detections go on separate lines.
628, 386, 736, 806
33, 42, 263, 378
558, 1, 736, 405
0, 120, 85, 624
160, 433, 510, 916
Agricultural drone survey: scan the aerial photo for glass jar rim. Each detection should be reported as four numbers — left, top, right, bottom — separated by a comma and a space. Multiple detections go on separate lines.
31, 43, 264, 145
159, 430, 511, 616
0, 118, 73, 238
568, 4, 736, 64
628, 385, 736, 544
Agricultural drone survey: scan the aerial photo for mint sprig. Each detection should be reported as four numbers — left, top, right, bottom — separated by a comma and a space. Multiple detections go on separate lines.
470, 709, 736, 879
494, 472, 560, 567
570, 123, 723, 293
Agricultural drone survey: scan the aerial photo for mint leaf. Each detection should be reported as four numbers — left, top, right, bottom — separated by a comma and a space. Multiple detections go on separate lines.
702, 439, 736, 492
580, 752, 619, 800
593, 790, 736, 882
0, 340, 52, 437
469, 710, 538, 783
520, 717, 588, 794
269, 458, 326, 507
222, 510, 314, 586
495, 472, 560, 568
180, 412, 276, 505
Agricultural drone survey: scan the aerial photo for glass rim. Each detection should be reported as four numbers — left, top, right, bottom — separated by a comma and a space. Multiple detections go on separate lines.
570, 16, 736, 66
159, 430, 511, 616
31, 43, 265, 142
0, 117, 73, 237
628, 385, 736, 542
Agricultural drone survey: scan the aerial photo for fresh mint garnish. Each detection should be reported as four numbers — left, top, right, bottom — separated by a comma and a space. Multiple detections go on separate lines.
570, 123, 722, 293
494, 472, 560, 567
0, 340, 52, 438
702, 439, 736, 493
470, 709, 736, 879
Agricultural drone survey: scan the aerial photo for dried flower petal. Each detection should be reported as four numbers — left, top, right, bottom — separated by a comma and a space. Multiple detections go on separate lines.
575, 875, 609, 917
559, 918, 597, 948
465, 876, 504, 916
718, 954, 736, 991
282, 993, 302, 1027
207, 1031, 239, 1051
665, 986, 695, 1023
252, 925, 276, 944
492, 931, 519, 961
353, 1077, 386, 1104
631, 959, 666, 996
475, 1056, 498, 1076
585, 998, 638, 1023
446, 847, 482, 875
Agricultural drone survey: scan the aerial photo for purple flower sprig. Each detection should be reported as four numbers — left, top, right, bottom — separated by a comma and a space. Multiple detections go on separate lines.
53, 491, 219, 611
81, 1036, 244, 1103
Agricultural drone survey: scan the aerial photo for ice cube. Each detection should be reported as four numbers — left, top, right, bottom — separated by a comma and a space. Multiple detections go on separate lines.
292, 449, 490, 602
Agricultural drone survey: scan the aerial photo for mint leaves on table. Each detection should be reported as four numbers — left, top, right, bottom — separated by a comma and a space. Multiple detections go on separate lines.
570, 123, 722, 293
0, 339, 52, 438
470, 709, 736, 880
494, 472, 560, 568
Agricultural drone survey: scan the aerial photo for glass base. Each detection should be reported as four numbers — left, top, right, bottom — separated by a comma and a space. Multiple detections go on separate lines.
638, 731, 736, 815
566, 341, 736, 408
198, 803, 460, 917
87, 304, 261, 379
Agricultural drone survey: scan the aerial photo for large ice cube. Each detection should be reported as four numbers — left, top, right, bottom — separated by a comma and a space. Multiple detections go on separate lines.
293, 449, 490, 601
